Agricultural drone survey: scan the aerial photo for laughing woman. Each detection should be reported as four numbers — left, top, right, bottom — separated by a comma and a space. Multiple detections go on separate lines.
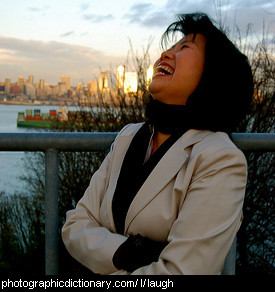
62, 13, 253, 275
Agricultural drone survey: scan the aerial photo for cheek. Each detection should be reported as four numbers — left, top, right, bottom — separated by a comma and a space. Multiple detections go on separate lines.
172, 57, 205, 99
177, 55, 204, 82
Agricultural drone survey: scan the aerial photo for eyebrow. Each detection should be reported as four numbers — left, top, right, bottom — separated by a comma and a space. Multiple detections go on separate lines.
169, 39, 193, 50
180, 37, 198, 45
180, 39, 191, 45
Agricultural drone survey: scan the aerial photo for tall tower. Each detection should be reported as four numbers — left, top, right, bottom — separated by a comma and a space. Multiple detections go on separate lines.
17, 76, 25, 94
5, 78, 11, 94
28, 75, 34, 85
39, 79, 44, 91
116, 65, 125, 89
61, 76, 71, 91
98, 72, 109, 93
124, 72, 138, 93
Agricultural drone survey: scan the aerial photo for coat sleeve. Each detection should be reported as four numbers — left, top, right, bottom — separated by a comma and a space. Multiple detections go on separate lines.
61, 142, 128, 275
130, 147, 247, 275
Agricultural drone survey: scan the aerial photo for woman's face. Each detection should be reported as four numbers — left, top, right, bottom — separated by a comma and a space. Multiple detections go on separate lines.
149, 33, 206, 105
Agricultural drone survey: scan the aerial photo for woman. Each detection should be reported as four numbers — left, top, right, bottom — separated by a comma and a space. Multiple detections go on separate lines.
62, 13, 253, 275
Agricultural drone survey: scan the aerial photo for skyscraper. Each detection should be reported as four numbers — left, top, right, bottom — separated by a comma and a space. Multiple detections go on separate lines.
116, 65, 125, 89
17, 76, 25, 94
124, 72, 138, 93
5, 78, 11, 94
28, 75, 34, 85
61, 76, 71, 91
98, 72, 109, 93
39, 79, 44, 91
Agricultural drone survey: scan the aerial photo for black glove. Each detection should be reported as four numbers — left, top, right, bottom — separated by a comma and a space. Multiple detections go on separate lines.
112, 234, 168, 272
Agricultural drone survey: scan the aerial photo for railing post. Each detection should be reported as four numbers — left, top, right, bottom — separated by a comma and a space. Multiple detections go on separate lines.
45, 148, 59, 275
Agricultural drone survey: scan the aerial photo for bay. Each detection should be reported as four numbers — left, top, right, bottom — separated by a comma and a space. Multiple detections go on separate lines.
0, 104, 65, 194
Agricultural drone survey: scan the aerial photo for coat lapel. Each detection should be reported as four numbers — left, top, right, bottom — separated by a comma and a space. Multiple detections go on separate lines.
105, 124, 143, 231
124, 129, 212, 233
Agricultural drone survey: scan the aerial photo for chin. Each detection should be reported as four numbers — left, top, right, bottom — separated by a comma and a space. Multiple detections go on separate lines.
148, 82, 156, 94
148, 83, 164, 98
149, 95, 169, 104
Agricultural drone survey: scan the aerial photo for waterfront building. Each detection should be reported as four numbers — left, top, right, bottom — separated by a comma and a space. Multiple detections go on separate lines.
5, 78, 11, 94
98, 72, 109, 94
17, 77, 25, 94
124, 72, 138, 93
28, 75, 34, 85
11, 85, 20, 95
0, 83, 4, 93
61, 76, 71, 91
25, 83, 36, 99
39, 79, 45, 91
116, 65, 125, 89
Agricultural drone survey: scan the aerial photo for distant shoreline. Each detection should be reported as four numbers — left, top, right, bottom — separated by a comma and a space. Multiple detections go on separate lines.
0, 101, 62, 106
0, 100, 85, 107
0, 101, 100, 108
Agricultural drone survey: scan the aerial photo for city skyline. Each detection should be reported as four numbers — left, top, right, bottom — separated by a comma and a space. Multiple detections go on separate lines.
0, 64, 146, 90
0, 0, 274, 85
0, 64, 153, 106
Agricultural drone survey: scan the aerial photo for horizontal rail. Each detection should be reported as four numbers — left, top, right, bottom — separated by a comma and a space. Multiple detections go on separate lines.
0, 132, 117, 152
231, 133, 275, 152
0, 132, 275, 152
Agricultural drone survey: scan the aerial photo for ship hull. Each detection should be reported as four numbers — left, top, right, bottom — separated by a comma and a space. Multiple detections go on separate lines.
17, 120, 58, 129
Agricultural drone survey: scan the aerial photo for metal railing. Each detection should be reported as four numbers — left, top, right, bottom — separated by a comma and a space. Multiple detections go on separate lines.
0, 132, 274, 275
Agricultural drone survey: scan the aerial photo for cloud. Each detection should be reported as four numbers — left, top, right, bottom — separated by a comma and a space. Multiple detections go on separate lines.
233, 0, 274, 9
28, 7, 42, 12
0, 35, 122, 85
123, 2, 171, 28
27, 5, 50, 13
123, 0, 274, 34
60, 31, 75, 38
137, 11, 172, 28
82, 13, 114, 23
80, 2, 90, 12
123, 3, 154, 24
123, 0, 197, 28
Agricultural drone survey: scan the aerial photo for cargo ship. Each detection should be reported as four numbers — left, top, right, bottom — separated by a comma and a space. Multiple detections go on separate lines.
17, 109, 61, 128
17, 108, 123, 129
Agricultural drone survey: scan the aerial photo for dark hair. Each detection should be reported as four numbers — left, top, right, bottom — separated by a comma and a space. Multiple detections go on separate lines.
161, 13, 254, 132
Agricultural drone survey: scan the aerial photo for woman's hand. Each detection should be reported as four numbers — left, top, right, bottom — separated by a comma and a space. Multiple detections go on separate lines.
112, 234, 168, 272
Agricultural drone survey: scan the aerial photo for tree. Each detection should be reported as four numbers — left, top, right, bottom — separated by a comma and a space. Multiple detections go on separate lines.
235, 24, 275, 274
214, 2, 274, 273
15, 40, 152, 274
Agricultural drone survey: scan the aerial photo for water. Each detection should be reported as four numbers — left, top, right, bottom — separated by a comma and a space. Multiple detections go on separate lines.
0, 104, 60, 194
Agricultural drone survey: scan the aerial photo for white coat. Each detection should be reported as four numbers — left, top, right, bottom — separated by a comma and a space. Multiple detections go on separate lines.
62, 123, 247, 275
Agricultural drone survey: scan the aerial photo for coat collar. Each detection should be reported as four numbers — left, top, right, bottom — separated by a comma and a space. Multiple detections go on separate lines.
107, 123, 212, 233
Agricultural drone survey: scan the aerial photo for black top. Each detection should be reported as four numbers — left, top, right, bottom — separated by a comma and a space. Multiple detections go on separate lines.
112, 122, 186, 234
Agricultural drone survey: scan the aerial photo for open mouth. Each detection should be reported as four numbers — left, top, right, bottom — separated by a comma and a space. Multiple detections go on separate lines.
153, 63, 174, 77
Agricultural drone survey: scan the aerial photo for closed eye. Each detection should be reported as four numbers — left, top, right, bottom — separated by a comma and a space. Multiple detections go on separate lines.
181, 45, 188, 50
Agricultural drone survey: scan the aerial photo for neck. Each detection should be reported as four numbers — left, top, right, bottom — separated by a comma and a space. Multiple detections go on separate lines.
151, 131, 171, 156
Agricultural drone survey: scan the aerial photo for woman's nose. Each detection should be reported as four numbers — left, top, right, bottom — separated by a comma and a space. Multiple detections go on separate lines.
160, 49, 175, 60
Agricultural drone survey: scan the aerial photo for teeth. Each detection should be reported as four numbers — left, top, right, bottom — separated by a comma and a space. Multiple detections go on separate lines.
153, 72, 166, 76
155, 64, 174, 74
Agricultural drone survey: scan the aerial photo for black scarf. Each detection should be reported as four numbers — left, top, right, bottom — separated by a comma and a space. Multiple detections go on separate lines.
145, 97, 229, 133
145, 98, 192, 134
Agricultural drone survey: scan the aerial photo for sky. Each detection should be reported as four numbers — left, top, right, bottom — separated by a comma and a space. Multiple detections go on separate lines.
0, 0, 274, 86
